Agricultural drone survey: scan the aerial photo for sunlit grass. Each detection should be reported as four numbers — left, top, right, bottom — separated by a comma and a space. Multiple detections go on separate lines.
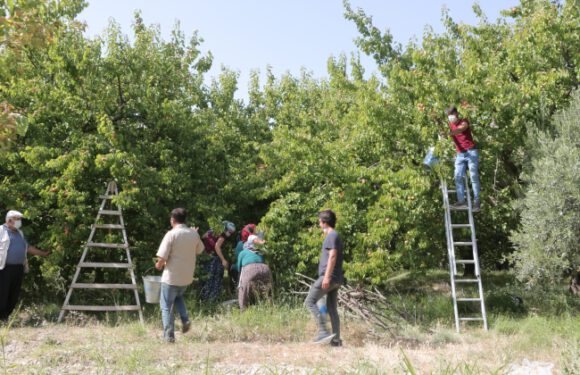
4, 270, 578, 373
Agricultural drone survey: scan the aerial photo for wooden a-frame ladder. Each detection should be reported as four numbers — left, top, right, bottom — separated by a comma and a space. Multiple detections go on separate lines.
58, 182, 143, 323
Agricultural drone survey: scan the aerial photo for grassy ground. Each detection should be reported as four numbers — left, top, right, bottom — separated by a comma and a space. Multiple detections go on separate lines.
1, 270, 578, 374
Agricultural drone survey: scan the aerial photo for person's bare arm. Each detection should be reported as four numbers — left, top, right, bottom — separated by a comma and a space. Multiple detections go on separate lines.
449, 121, 469, 136
214, 237, 229, 268
195, 237, 204, 255
155, 232, 173, 270
322, 249, 337, 289
27, 245, 49, 257
253, 238, 266, 245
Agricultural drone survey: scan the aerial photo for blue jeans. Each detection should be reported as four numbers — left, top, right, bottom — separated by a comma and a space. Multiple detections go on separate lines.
160, 283, 189, 340
454, 148, 480, 203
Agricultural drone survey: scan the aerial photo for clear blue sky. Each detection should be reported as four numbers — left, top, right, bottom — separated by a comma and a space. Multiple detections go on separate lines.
79, 1, 515, 100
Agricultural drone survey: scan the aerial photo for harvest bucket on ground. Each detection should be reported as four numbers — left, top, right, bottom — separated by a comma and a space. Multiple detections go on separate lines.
142, 275, 162, 304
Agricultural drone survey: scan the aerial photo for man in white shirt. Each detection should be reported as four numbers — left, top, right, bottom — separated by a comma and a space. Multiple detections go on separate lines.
0, 210, 49, 321
155, 208, 204, 342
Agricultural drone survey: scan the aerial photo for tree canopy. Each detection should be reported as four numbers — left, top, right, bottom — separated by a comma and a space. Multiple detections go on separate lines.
0, 0, 578, 296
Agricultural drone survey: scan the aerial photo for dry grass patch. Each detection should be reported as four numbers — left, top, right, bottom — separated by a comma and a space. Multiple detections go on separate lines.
1, 312, 577, 374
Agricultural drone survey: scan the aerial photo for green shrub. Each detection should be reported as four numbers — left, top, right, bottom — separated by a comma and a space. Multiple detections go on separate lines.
562, 339, 580, 375
509, 91, 580, 287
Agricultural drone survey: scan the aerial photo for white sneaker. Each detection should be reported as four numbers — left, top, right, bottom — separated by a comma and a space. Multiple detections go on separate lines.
313, 332, 336, 345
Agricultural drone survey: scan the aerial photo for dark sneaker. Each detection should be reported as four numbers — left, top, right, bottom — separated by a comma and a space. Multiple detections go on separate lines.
450, 201, 467, 210
182, 320, 191, 334
472, 201, 481, 213
313, 332, 336, 345
330, 339, 343, 347
164, 336, 175, 343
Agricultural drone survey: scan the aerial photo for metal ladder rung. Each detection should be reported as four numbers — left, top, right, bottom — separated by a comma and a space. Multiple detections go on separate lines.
457, 298, 482, 302
459, 317, 484, 321
447, 189, 456, 193
99, 195, 117, 199
451, 224, 471, 228
450, 206, 469, 211
98, 210, 122, 215
454, 242, 473, 246
63, 305, 141, 312
93, 224, 124, 230
455, 279, 479, 283
79, 262, 131, 269
87, 242, 128, 249
72, 283, 137, 289
456, 260, 476, 264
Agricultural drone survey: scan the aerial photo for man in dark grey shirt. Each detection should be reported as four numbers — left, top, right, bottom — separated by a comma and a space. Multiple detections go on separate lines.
304, 209, 343, 346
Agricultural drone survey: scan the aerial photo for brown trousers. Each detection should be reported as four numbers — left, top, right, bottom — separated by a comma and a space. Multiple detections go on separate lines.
238, 263, 272, 310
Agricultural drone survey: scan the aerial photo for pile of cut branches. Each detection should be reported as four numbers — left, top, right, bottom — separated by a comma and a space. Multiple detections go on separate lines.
294, 273, 410, 337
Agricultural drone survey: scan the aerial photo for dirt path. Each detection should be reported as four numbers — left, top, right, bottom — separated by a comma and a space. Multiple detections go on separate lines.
2, 324, 559, 374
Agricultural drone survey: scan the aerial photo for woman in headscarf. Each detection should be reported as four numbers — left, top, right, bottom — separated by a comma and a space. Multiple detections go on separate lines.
200, 221, 235, 301
229, 224, 256, 290
237, 226, 272, 310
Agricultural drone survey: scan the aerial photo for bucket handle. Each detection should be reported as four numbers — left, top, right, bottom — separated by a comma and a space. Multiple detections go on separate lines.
143, 267, 159, 277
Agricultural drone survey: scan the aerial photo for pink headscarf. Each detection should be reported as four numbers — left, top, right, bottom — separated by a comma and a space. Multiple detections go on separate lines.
241, 224, 256, 242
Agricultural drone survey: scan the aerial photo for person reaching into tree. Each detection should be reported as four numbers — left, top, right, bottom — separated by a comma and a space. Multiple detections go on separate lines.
242, 226, 265, 252
230, 224, 255, 290
200, 221, 235, 301
443, 106, 481, 212
237, 226, 271, 310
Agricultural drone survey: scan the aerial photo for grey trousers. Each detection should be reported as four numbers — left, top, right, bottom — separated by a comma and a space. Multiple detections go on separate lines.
304, 276, 341, 340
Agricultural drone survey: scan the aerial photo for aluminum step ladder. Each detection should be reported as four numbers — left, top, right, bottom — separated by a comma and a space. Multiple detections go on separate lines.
58, 181, 143, 324
441, 176, 487, 332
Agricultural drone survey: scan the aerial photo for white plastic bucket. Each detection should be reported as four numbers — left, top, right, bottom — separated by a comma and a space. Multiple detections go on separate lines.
423, 146, 439, 168
142, 275, 162, 304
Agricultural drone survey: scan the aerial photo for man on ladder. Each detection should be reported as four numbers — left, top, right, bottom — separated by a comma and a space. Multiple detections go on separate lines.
436, 106, 488, 332
441, 106, 481, 212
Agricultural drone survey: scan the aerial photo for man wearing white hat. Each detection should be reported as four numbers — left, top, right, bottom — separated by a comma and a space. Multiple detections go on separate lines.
0, 210, 50, 321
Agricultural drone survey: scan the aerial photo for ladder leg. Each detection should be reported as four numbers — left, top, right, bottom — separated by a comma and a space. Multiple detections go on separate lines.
59, 224, 97, 323
441, 180, 461, 332
464, 175, 488, 331
444, 176, 488, 332
119, 199, 144, 325
58, 245, 91, 323
127, 248, 144, 325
